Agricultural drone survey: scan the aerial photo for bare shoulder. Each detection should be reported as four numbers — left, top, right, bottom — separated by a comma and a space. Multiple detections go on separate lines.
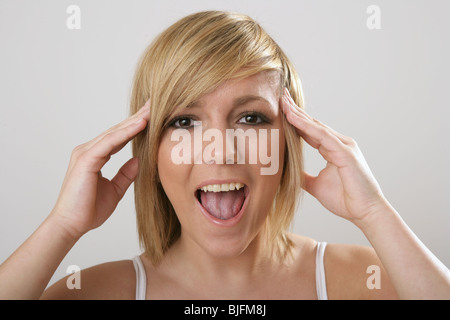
324, 243, 398, 299
40, 259, 136, 300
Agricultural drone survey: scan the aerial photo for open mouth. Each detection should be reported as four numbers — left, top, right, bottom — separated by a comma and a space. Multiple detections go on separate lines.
196, 182, 248, 221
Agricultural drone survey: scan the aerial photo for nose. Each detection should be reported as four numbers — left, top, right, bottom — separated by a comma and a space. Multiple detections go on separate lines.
201, 125, 238, 165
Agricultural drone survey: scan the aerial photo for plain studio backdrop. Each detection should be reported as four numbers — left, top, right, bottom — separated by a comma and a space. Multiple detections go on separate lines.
0, 0, 449, 288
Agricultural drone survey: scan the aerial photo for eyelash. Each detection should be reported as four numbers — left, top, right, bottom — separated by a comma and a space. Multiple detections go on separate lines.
167, 114, 199, 129
167, 111, 271, 129
237, 111, 271, 125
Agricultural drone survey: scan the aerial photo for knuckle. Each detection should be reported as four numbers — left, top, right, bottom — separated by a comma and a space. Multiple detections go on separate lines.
316, 125, 330, 138
71, 144, 85, 157
345, 144, 360, 162
100, 131, 119, 146
71, 143, 93, 162
72, 144, 84, 152
312, 118, 322, 126
347, 137, 358, 148
73, 150, 90, 164
340, 134, 357, 147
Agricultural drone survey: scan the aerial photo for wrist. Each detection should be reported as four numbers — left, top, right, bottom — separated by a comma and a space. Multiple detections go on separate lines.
45, 211, 83, 245
352, 198, 399, 233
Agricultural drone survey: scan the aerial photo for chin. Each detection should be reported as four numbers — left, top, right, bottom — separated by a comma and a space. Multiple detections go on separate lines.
167, 178, 272, 259
196, 231, 255, 259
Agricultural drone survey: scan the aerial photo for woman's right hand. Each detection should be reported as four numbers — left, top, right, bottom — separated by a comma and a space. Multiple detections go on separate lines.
49, 101, 150, 240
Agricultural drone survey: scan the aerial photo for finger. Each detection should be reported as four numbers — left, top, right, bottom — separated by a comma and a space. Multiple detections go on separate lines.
83, 100, 150, 151
80, 117, 148, 173
281, 89, 353, 146
304, 164, 340, 199
66, 100, 150, 179
281, 94, 343, 154
110, 157, 139, 200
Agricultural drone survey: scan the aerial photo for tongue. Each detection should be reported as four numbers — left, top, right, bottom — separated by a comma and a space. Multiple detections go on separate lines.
200, 189, 245, 220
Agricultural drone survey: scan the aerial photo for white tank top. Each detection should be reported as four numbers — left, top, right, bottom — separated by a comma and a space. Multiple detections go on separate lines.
132, 241, 328, 300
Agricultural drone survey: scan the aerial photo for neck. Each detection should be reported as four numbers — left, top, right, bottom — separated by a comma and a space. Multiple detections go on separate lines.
165, 228, 283, 288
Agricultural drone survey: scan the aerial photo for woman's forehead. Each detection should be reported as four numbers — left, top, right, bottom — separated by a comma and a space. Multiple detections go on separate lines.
187, 71, 281, 108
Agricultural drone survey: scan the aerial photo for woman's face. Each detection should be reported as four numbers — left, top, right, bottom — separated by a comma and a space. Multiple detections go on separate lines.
157, 71, 286, 258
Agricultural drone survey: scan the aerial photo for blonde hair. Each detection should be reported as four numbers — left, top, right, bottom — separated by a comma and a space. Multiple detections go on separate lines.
130, 10, 305, 265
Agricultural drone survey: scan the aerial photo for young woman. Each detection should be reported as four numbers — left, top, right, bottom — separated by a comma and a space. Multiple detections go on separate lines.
1, 11, 449, 300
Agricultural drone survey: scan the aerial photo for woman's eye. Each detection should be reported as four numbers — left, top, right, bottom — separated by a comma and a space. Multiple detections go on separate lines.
170, 117, 195, 128
238, 114, 266, 125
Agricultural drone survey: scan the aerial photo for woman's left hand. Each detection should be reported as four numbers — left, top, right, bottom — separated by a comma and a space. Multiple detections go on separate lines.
281, 88, 389, 225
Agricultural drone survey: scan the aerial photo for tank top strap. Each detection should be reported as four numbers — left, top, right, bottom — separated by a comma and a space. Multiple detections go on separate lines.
315, 241, 328, 300
132, 255, 147, 300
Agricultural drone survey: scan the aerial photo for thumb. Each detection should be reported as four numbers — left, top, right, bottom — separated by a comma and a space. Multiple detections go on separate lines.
302, 171, 318, 198
111, 157, 139, 200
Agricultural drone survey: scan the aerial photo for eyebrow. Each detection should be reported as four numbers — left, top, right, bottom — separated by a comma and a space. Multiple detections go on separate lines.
233, 95, 272, 108
187, 95, 273, 110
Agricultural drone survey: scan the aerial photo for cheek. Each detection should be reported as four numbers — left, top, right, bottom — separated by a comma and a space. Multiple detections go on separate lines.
157, 136, 192, 208
257, 122, 285, 178
157, 137, 172, 184
262, 131, 285, 183
247, 127, 285, 211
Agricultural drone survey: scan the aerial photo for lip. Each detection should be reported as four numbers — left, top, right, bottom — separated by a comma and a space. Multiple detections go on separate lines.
194, 179, 250, 227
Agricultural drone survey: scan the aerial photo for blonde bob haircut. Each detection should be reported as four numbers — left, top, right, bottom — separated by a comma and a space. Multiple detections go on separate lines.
130, 10, 305, 265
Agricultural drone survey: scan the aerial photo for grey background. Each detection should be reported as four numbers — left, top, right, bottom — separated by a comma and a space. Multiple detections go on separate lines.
0, 0, 449, 287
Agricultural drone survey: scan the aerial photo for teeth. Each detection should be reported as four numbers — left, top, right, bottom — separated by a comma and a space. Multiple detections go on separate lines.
200, 182, 244, 192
